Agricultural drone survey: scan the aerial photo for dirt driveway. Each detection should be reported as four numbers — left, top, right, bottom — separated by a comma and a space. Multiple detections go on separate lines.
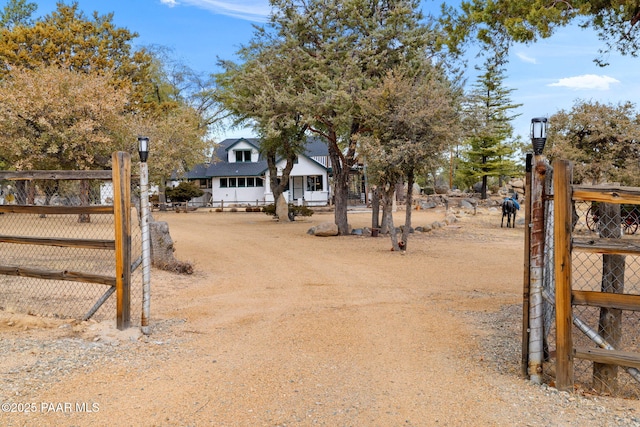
1, 206, 639, 426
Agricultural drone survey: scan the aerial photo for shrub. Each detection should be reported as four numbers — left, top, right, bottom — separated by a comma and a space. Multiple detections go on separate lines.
263, 203, 314, 218
165, 182, 203, 203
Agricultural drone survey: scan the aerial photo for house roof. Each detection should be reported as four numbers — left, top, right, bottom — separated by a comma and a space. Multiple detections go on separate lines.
206, 160, 268, 177
222, 137, 261, 153
302, 136, 328, 157
182, 163, 210, 180
183, 136, 329, 180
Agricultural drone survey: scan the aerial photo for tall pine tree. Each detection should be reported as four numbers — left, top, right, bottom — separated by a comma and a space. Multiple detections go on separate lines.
458, 56, 522, 199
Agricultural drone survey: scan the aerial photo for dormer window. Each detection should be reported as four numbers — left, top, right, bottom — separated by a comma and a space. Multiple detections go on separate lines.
235, 150, 251, 162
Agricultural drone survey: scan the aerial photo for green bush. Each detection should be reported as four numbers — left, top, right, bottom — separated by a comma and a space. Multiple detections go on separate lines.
165, 182, 203, 203
263, 203, 314, 218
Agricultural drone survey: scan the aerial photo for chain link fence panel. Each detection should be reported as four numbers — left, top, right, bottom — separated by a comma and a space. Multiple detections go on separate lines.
0, 177, 142, 325
542, 195, 640, 398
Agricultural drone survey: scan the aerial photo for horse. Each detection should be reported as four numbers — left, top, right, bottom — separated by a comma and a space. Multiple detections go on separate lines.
501, 196, 519, 228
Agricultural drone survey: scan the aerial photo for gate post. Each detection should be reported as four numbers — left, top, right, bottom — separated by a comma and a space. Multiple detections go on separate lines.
528, 154, 547, 383
553, 159, 574, 391
522, 153, 533, 378
112, 152, 131, 330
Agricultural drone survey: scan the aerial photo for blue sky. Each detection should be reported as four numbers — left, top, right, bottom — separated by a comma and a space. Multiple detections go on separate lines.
32, 1, 640, 144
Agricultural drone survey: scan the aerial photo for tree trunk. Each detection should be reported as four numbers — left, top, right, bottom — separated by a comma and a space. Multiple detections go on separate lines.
158, 178, 168, 211
594, 203, 625, 393
26, 181, 35, 204
402, 170, 415, 251
333, 168, 350, 234
481, 173, 488, 200
14, 181, 26, 205
267, 151, 295, 221
78, 179, 90, 223
381, 185, 400, 251
371, 186, 380, 229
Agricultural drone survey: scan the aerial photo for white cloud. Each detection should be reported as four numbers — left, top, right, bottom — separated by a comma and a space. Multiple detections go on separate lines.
162, 0, 271, 22
548, 74, 620, 90
515, 52, 537, 64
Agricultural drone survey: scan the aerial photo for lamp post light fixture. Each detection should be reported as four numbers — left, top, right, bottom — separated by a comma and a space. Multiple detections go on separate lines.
138, 136, 149, 163
531, 117, 548, 156
137, 136, 151, 335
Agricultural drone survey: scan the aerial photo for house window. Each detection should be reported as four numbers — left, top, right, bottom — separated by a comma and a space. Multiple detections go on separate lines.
307, 175, 323, 191
197, 179, 209, 189
256, 177, 264, 187
220, 178, 228, 188
235, 150, 251, 162
238, 177, 246, 187
228, 177, 237, 187
246, 177, 255, 187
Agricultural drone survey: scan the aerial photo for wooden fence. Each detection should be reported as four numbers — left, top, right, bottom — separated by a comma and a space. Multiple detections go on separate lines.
0, 152, 134, 330
524, 158, 640, 396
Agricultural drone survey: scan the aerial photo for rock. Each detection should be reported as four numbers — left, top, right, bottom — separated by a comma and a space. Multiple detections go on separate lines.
150, 221, 193, 274
150, 221, 174, 265
510, 179, 525, 189
399, 225, 415, 234
460, 200, 473, 209
275, 193, 289, 221
309, 222, 339, 237
444, 214, 457, 225
420, 201, 437, 209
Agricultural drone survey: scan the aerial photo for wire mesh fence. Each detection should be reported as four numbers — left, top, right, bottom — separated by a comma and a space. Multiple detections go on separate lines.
0, 175, 142, 324
541, 194, 640, 398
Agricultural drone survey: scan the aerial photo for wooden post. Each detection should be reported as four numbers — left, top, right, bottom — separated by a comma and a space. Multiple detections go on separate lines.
528, 154, 547, 383
553, 159, 574, 391
522, 153, 533, 378
112, 152, 131, 330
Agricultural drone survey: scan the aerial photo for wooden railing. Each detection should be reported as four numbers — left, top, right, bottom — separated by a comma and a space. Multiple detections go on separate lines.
0, 152, 132, 329
553, 159, 640, 391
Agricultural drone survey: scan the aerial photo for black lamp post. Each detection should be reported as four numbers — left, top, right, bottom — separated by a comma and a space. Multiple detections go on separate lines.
138, 136, 149, 163
531, 117, 548, 155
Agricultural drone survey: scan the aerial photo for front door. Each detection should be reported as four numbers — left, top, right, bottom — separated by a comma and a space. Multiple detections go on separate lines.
292, 176, 304, 202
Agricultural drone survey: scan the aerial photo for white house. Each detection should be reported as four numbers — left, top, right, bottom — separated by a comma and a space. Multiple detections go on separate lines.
182, 137, 331, 207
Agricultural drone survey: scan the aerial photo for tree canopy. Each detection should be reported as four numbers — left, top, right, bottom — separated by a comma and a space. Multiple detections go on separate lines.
439, 0, 640, 64
0, 1, 215, 182
0, 2, 153, 100
0, 66, 129, 171
217, 0, 437, 234
546, 100, 640, 186
0, 0, 36, 29
359, 60, 461, 249
457, 57, 522, 197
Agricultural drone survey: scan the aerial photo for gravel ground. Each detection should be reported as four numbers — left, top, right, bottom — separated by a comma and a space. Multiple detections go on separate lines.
0, 207, 639, 426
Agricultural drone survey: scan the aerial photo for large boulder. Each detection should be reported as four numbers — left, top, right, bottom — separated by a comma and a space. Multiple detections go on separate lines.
308, 222, 339, 237
150, 221, 193, 274
275, 193, 289, 221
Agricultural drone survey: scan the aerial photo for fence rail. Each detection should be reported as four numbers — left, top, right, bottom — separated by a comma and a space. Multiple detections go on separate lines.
525, 158, 640, 398
0, 153, 141, 329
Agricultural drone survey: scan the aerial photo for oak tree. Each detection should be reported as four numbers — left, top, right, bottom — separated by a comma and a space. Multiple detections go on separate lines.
0, 66, 130, 171
546, 100, 640, 186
